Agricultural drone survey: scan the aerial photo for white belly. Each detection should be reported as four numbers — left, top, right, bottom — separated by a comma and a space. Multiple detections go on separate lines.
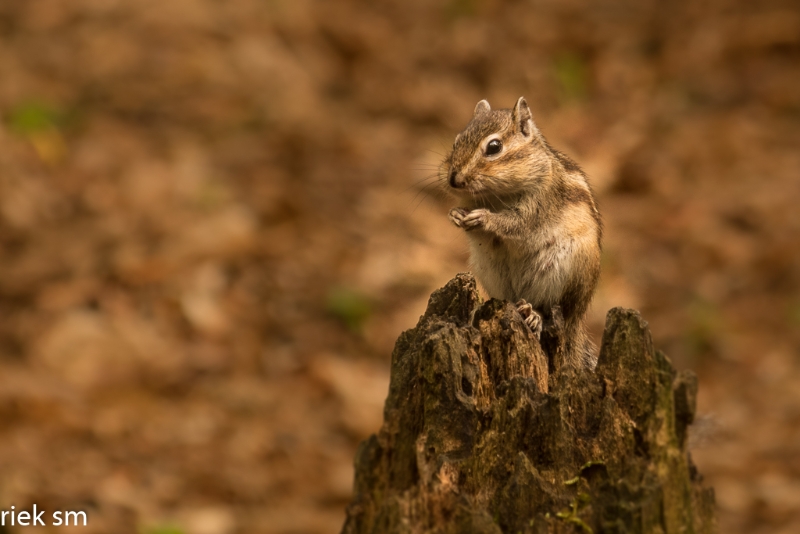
467, 231, 572, 309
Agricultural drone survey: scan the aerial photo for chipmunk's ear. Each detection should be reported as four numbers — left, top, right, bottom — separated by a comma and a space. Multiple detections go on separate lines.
473, 99, 491, 117
512, 97, 537, 138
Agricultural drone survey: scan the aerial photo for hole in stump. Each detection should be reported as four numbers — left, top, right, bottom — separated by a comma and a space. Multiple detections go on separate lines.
461, 376, 473, 396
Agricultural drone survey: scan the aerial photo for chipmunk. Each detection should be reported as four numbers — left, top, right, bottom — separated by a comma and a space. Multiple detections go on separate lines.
444, 97, 602, 369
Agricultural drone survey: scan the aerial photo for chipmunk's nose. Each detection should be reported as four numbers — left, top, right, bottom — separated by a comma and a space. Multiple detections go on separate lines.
449, 169, 464, 188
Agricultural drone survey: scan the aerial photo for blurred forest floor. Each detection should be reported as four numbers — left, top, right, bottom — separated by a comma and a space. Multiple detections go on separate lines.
0, 0, 799, 533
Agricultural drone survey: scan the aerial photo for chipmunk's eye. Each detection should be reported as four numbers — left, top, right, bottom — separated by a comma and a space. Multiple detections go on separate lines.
485, 138, 502, 156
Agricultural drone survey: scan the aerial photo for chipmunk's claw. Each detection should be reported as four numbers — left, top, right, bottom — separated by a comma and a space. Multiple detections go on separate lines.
461, 208, 489, 230
515, 299, 542, 340
449, 207, 469, 228
449, 207, 489, 231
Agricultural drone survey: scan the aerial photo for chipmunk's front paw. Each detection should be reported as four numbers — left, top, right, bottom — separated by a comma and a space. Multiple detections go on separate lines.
460, 208, 490, 231
515, 299, 542, 340
449, 207, 469, 228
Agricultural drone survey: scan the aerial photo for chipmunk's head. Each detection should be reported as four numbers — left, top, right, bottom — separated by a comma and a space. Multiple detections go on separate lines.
443, 97, 552, 200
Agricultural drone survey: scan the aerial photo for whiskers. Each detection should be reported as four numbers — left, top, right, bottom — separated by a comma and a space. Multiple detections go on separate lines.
407, 168, 447, 213
407, 168, 516, 214
408, 148, 451, 212
424, 148, 449, 159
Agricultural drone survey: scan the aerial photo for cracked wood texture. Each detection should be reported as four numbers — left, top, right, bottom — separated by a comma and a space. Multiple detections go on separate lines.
341, 273, 715, 534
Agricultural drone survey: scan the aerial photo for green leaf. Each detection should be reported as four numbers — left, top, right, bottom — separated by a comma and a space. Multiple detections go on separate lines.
6, 100, 61, 135
554, 53, 589, 103
327, 286, 371, 331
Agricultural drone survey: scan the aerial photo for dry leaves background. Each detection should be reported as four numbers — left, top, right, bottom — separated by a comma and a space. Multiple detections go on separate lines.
0, 0, 799, 533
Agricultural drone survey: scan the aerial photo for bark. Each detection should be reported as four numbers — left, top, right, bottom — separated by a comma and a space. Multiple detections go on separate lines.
342, 273, 716, 534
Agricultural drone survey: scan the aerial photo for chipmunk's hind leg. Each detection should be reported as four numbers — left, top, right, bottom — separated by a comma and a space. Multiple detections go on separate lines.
515, 299, 542, 340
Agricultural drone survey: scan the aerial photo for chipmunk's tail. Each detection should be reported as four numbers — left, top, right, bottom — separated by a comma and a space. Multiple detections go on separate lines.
566, 320, 597, 370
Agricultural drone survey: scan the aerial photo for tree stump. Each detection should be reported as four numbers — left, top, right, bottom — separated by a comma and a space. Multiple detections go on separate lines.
341, 273, 715, 534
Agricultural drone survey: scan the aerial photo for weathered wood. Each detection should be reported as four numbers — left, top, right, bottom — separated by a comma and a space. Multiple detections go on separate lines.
342, 273, 715, 534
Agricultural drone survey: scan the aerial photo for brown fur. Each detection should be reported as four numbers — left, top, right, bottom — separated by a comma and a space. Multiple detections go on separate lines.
443, 98, 602, 368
